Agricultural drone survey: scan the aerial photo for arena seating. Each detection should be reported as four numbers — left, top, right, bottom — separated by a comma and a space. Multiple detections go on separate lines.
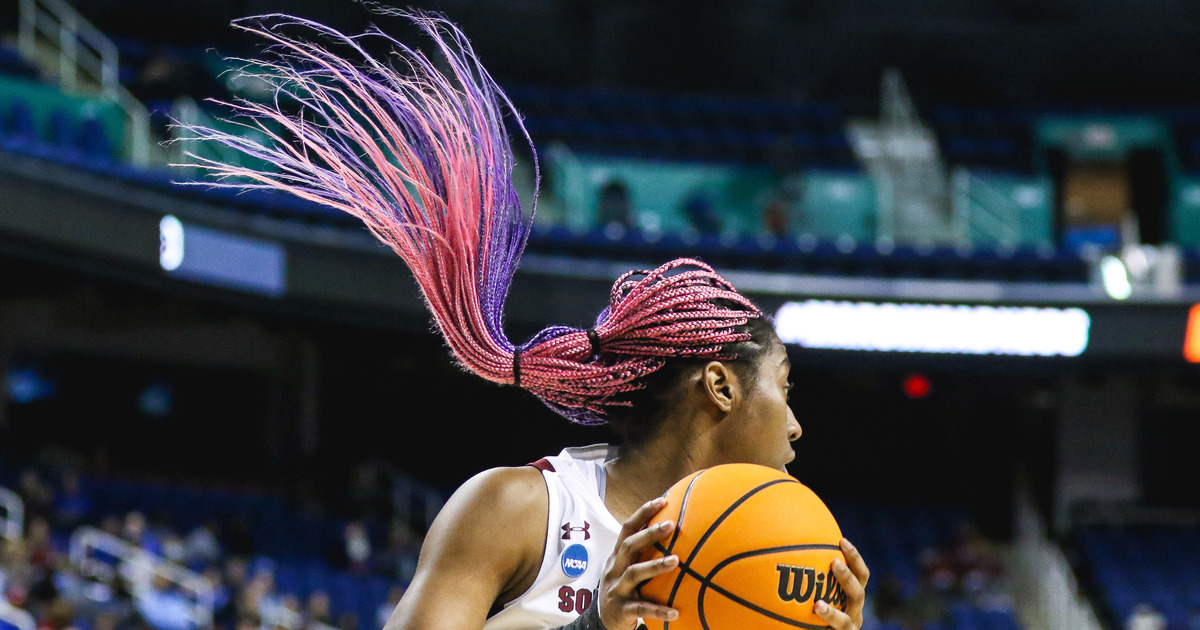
1073, 523, 1200, 630
0, 41, 1141, 287
0, 467, 405, 630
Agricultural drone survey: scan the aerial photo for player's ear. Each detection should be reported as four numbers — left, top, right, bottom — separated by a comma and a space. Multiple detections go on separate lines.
701, 360, 738, 414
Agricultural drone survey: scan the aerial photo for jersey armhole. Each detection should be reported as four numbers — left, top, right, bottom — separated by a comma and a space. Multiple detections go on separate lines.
486, 463, 555, 620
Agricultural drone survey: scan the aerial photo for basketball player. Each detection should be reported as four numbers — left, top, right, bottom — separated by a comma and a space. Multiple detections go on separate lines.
180, 11, 870, 630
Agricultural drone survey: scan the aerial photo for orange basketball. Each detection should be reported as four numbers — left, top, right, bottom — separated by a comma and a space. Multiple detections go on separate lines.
637, 463, 847, 630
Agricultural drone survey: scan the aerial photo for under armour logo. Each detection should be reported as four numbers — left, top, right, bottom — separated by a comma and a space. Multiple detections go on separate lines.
561, 521, 591, 540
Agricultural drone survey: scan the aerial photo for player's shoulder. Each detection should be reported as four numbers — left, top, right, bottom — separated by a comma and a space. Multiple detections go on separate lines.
443, 464, 548, 522
422, 464, 549, 580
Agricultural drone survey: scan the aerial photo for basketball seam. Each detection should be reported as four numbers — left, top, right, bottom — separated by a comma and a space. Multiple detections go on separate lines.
698, 544, 842, 630
660, 468, 707, 630
661, 554, 835, 630
664, 477, 798, 625
665, 471, 704, 557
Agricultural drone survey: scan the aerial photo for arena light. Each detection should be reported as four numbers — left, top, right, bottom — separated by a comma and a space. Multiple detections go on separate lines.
774, 300, 1091, 356
159, 215, 185, 271
1183, 304, 1200, 364
1100, 255, 1132, 300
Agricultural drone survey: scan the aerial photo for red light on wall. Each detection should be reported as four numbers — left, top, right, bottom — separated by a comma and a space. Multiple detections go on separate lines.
1185, 305, 1200, 363
903, 373, 932, 399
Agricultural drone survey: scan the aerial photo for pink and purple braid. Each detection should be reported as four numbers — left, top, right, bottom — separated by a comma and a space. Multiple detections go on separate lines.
176, 11, 762, 425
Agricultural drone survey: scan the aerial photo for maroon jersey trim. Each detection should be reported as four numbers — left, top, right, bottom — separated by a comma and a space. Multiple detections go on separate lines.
528, 458, 556, 472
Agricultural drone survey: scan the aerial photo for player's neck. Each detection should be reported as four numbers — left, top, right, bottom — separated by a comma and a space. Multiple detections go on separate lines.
603, 429, 714, 523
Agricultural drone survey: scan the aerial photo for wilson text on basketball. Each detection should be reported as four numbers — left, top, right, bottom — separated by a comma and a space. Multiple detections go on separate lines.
775, 564, 847, 608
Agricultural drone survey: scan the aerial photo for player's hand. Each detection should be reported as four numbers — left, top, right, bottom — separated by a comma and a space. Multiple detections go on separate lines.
816, 538, 871, 630
597, 496, 681, 630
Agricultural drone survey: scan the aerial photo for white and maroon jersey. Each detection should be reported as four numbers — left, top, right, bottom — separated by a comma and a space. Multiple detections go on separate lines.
483, 444, 623, 630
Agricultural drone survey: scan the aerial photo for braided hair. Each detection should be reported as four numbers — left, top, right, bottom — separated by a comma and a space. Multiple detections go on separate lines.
177, 11, 768, 428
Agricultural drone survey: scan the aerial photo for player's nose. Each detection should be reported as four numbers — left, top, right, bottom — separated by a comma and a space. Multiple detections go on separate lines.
786, 407, 801, 441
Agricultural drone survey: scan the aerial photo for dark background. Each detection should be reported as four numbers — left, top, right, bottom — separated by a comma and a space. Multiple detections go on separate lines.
9, 0, 1200, 110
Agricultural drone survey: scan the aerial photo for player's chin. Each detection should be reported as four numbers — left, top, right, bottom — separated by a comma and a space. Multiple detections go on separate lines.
780, 450, 795, 471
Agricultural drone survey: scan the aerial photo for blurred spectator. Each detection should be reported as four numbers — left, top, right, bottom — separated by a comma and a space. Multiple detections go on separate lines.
17, 472, 54, 522
1127, 603, 1167, 630
305, 591, 331, 628
1, 538, 33, 598
51, 473, 90, 531
761, 176, 803, 237
596, 180, 633, 230
1, 456, 415, 630
120, 513, 163, 558
98, 517, 121, 540
200, 567, 231, 629
159, 534, 185, 566
340, 523, 371, 575
23, 519, 54, 573
682, 190, 722, 235
89, 612, 118, 630
374, 523, 419, 583
233, 613, 259, 630
38, 596, 74, 630
182, 525, 220, 570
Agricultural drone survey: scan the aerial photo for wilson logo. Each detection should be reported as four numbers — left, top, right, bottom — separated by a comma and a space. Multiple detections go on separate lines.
776, 564, 846, 608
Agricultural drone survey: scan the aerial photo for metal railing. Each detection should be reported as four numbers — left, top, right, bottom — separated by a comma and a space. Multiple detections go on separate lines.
355, 458, 446, 534
69, 526, 215, 629
1011, 482, 1105, 630
0, 485, 24, 541
951, 167, 1023, 247
0, 601, 35, 630
848, 68, 954, 246
259, 604, 340, 630
17, 0, 153, 165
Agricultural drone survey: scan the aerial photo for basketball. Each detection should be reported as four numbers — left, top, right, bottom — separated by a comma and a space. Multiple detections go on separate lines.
638, 463, 847, 630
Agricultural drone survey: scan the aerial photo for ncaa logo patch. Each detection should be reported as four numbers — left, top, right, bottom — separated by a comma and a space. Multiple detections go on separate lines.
561, 544, 589, 578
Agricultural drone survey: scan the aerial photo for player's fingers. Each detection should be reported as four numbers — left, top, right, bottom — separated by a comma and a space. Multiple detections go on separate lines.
623, 600, 679, 623
615, 519, 674, 565
814, 601, 855, 630
840, 538, 870, 590
831, 558, 865, 624
619, 496, 667, 541
620, 554, 679, 590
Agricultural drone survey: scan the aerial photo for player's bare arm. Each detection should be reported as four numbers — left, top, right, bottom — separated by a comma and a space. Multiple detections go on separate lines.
383, 466, 548, 630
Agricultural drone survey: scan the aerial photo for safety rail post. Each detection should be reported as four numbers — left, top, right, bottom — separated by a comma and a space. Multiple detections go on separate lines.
1011, 480, 1105, 630
0, 485, 25, 541
69, 526, 216, 629
16, 0, 153, 166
